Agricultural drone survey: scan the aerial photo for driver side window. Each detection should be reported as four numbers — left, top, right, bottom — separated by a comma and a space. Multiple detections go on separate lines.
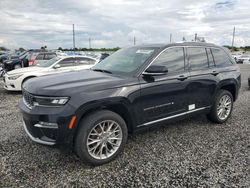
153, 47, 185, 73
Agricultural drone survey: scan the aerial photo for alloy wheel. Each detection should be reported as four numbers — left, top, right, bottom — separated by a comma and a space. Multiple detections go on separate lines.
217, 94, 232, 120
87, 120, 123, 160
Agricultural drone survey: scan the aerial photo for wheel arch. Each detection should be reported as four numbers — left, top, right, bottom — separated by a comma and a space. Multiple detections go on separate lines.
73, 98, 136, 138
21, 75, 37, 86
217, 79, 237, 101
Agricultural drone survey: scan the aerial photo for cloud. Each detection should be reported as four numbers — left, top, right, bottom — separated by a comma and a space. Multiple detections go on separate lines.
0, 0, 249, 49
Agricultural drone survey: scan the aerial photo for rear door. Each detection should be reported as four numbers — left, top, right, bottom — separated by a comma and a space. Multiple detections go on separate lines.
187, 47, 218, 109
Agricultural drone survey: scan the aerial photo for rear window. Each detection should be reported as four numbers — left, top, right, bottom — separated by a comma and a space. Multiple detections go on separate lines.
187, 47, 208, 70
211, 48, 234, 67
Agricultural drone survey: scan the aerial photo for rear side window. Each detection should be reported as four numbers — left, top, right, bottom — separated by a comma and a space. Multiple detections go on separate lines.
187, 47, 208, 70
58, 58, 75, 67
75, 57, 96, 65
153, 47, 185, 73
44, 53, 56, 60
211, 48, 233, 67
36, 54, 44, 60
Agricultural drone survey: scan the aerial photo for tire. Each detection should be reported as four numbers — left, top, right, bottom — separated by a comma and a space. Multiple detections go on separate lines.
14, 64, 22, 69
207, 89, 233, 124
75, 110, 128, 166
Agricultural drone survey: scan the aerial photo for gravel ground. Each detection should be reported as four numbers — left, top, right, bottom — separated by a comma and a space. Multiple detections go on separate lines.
0, 65, 249, 187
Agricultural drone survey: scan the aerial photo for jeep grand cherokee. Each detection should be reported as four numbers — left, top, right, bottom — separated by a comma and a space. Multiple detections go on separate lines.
19, 42, 241, 165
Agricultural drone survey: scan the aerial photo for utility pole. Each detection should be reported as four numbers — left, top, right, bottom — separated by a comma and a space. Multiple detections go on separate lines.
170, 33, 172, 43
89, 38, 91, 49
72, 24, 75, 50
231, 26, 235, 49
195, 33, 197, 42
133, 36, 136, 46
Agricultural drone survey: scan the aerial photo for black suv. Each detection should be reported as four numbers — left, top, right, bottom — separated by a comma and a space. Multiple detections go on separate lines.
19, 42, 241, 165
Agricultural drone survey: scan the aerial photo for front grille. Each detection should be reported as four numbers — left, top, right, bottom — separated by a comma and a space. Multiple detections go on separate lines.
23, 90, 34, 109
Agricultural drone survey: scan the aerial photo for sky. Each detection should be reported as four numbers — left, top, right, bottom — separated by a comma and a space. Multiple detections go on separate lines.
0, 0, 250, 49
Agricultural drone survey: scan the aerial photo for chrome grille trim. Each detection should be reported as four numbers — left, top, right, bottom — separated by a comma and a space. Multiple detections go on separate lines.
22, 90, 34, 109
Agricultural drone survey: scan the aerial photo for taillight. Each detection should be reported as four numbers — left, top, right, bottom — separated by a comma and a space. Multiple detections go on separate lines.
28, 59, 34, 66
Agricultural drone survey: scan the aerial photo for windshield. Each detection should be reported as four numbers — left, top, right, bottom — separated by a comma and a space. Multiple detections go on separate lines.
19, 52, 29, 59
92, 47, 157, 75
37, 56, 62, 67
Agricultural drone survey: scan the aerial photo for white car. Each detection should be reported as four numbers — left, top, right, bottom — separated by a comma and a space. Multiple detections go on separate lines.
3, 56, 98, 91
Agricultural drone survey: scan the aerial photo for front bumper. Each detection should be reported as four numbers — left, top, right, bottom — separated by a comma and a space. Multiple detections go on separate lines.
20, 97, 77, 146
23, 121, 56, 145
3, 75, 21, 91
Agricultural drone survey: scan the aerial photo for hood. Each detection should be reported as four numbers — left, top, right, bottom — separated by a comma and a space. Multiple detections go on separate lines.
7, 66, 44, 75
23, 70, 136, 96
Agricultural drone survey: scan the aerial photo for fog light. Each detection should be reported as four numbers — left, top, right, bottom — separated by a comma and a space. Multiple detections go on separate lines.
34, 121, 58, 129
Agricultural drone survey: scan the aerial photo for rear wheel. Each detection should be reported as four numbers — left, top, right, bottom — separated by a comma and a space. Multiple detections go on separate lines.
207, 89, 233, 123
75, 110, 128, 166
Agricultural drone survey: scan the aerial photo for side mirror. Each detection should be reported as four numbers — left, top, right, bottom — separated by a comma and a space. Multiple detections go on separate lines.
143, 65, 168, 76
53, 64, 61, 69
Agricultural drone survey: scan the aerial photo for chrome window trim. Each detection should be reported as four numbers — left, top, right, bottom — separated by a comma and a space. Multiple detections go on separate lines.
137, 106, 210, 127
140, 45, 226, 76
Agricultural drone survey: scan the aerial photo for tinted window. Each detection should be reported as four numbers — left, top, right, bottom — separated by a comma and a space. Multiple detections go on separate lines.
211, 48, 233, 67
206, 48, 215, 67
187, 47, 208, 70
44, 53, 56, 60
75, 57, 96, 65
152, 47, 185, 73
36, 54, 44, 60
58, 58, 75, 67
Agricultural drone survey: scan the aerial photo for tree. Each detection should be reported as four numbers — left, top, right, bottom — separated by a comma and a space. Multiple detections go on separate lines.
41, 45, 47, 50
58, 47, 63, 51
19, 47, 26, 52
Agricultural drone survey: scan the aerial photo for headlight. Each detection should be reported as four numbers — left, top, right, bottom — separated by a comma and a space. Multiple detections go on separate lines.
33, 96, 70, 107
8, 74, 23, 80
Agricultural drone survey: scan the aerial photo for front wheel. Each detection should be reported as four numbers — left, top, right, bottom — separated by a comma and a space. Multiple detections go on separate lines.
75, 110, 128, 165
207, 89, 233, 123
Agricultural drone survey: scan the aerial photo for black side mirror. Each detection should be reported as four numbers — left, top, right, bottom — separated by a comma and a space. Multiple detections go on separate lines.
143, 65, 168, 76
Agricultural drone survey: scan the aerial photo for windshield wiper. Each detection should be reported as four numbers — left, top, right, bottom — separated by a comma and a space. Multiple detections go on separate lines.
92, 69, 112, 74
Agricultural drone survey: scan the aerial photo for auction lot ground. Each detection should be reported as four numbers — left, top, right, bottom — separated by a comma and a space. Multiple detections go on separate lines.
0, 65, 249, 187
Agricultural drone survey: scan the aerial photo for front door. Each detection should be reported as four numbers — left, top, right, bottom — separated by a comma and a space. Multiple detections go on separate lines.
138, 47, 190, 126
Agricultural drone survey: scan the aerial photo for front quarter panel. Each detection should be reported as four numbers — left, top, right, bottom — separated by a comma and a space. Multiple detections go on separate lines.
71, 82, 142, 131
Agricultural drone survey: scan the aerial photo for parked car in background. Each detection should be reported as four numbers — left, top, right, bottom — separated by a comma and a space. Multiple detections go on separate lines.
19, 42, 241, 165
4, 56, 98, 91
236, 54, 250, 64
3, 52, 30, 71
231, 52, 244, 62
33, 52, 57, 66
0, 53, 8, 63
2, 49, 47, 71
98, 53, 110, 62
